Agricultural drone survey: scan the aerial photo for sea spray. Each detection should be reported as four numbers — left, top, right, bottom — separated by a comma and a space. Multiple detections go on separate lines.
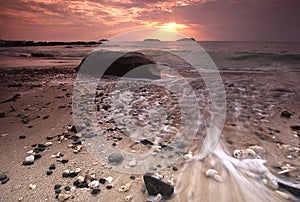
174, 141, 300, 202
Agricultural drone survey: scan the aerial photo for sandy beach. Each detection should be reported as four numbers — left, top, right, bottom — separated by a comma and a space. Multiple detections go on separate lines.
0, 63, 299, 201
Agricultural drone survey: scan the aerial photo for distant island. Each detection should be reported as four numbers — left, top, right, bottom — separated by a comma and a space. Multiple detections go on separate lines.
143, 39, 161, 42
176, 38, 196, 41
0, 39, 106, 47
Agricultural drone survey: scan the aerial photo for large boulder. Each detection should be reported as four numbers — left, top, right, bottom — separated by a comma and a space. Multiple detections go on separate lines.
75, 52, 160, 79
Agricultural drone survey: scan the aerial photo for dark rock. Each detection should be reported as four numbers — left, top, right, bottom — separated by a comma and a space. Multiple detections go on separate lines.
38, 144, 46, 148
130, 176, 136, 180
8, 83, 23, 87
43, 115, 50, 119
106, 185, 112, 190
49, 164, 56, 170
31, 53, 53, 57
281, 111, 293, 118
46, 171, 53, 175
55, 188, 61, 194
54, 184, 62, 190
21, 119, 29, 124
290, 125, 300, 131
172, 167, 178, 171
140, 139, 154, 146
34, 154, 42, 160
22, 161, 34, 166
91, 188, 101, 195
64, 186, 71, 191
99, 178, 106, 184
1, 177, 9, 184
19, 135, 26, 139
0, 110, 5, 118
31, 144, 37, 147
143, 174, 174, 199
278, 182, 300, 197
73, 180, 88, 188
0, 174, 7, 181
75, 51, 160, 79
108, 153, 123, 164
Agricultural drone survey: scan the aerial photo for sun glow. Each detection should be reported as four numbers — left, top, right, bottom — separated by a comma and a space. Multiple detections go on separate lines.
161, 22, 189, 32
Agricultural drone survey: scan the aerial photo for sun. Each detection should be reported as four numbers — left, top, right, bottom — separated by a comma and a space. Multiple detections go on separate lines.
161, 22, 189, 32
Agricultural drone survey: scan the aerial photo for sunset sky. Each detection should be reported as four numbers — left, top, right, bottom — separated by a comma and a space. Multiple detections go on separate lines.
0, 0, 299, 41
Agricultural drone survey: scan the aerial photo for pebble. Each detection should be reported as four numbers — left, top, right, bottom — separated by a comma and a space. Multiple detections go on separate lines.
64, 186, 71, 191
106, 176, 113, 183
49, 164, 56, 170
77, 176, 85, 183
0, 110, 5, 118
281, 111, 293, 118
88, 180, 99, 188
119, 182, 132, 192
44, 142, 53, 147
106, 185, 113, 190
57, 193, 71, 201
183, 152, 193, 159
128, 159, 137, 167
91, 188, 101, 195
125, 195, 133, 201
130, 175, 136, 180
55, 188, 61, 194
19, 135, 26, 139
0, 174, 7, 181
24, 155, 34, 164
99, 178, 106, 184
46, 170, 53, 176
108, 153, 123, 164
29, 184, 36, 190
205, 169, 223, 182
1, 177, 9, 184
54, 184, 62, 189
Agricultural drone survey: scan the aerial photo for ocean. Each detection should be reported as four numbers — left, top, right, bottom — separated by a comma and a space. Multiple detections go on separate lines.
0, 41, 300, 72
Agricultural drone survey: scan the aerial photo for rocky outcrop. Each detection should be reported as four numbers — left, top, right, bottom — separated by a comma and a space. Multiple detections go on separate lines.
75, 52, 160, 79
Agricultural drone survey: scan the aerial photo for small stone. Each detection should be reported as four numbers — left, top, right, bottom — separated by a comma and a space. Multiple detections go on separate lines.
77, 176, 85, 183
106, 185, 113, 190
64, 186, 71, 191
205, 169, 218, 177
125, 195, 133, 201
281, 111, 293, 118
108, 153, 123, 164
106, 176, 113, 183
88, 180, 99, 188
54, 184, 62, 190
290, 125, 300, 131
99, 178, 106, 184
55, 188, 61, 194
130, 176, 136, 180
19, 135, 26, 139
183, 152, 193, 159
278, 182, 300, 198
44, 142, 53, 147
46, 170, 53, 176
0, 174, 7, 181
25, 155, 34, 163
91, 188, 101, 195
57, 193, 71, 201
0, 110, 5, 118
1, 177, 9, 184
34, 154, 42, 160
49, 164, 56, 170
172, 167, 178, 171
128, 160, 137, 167
143, 174, 174, 199
119, 182, 132, 192
29, 184, 36, 190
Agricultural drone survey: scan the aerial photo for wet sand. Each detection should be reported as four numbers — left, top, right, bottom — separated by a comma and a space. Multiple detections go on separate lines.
0, 66, 299, 201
